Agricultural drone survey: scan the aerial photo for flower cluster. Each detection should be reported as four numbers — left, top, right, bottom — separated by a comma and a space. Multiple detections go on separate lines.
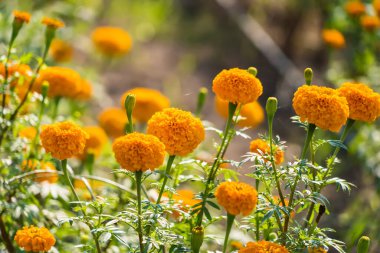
147, 108, 205, 156
40, 121, 89, 160
238, 241, 289, 253
14, 226, 56, 252
292, 85, 349, 132
215, 181, 258, 216
112, 132, 165, 172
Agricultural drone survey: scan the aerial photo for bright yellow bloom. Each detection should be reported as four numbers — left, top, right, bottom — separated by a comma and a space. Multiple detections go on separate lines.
322, 29, 345, 49
14, 226, 56, 252
92, 26, 132, 57
120, 87, 170, 122
345, 1, 365, 16
249, 139, 284, 165
238, 241, 289, 253
19, 126, 37, 140
215, 181, 258, 216
212, 68, 263, 104
215, 96, 264, 128
0, 62, 32, 88
98, 107, 128, 138
338, 82, 380, 122
112, 132, 165, 172
42, 17, 64, 28
40, 121, 89, 160
78, 126, 108, 159
49, 39, 73, 62
147, 108, 205, 156
13, 10, 31, 23
34, 66, 81, 98
308, 247, 328, 253
292, 85, 349, 132
360, 15, 380, 30
74, 79, 93, 100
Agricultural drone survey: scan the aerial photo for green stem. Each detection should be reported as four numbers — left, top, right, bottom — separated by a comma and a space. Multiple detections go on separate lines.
135, 171, 144, 253
61, 159, 81, 203
255, 179, 260, 241
156, 155, 176, 205
283, 124, 316, 234
52, 96, 61, 120
223, 213, 235, 253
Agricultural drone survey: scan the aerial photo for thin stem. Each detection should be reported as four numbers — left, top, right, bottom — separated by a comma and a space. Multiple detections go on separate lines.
51, 96, 61, 120
283, 124, 316, 234
222, 213, 235, 253
255, 179, 260, 241
156, 155, 176, 205
61, 159, 81, 203
135, 171, 144, 253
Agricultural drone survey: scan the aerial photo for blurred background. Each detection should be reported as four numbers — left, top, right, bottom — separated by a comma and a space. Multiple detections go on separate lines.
1, 0, 380, 251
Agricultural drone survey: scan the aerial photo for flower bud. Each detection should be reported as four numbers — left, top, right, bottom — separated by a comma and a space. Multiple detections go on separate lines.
266, 97, 278, 121
247, 67, 258, 77
196, 87, 208, 116
191, 226, 204, 253
124, 94, 136, 134
357, 236, 370, 253
304, 68, 313, 85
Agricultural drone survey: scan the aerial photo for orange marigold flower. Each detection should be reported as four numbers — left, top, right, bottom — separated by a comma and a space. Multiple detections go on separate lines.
147, 108, 205, 156
19, 126, 37, 140
112, 132, 165, 172
215, 181, 258, 216
360, 15, 380, 31
231, 241, 244, 250
92, 26, 132, 57
98, 107, 128, 138
163, 189, 201, 219
13, 10, 31, 23
74, 79, 93, 101
345, 1, 365, 16
120, 87, 170, 122
338, 82, 380, 122
34, 66, 82, 98
292, 85, 349, 132
308, 247, 328, 253
42, 17, 64, 28
40, 121, 89, 160
78, 126, 108, 159
0, 62, 32, 88
215, 96, 264, 128
212, 68, 263, 104
49, 39, 73, 62
239, 241, 289, 253
249, 139, 284, 165
322, 29, 345, 49
14, 226, 56, 252
374, 0, 380, 14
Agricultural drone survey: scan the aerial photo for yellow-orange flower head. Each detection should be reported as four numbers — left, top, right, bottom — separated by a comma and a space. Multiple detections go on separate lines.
49, 39, 73, 62
292, 85, 349, 132
120, 87, 170, 122
238, 241, 289, 253
249, 139, 284, 165
322, 29, 345, 49
215, 96, 264, 128
112, 132, 165, 172
212, 68, 263, 104
374, 0, 380, 14
13, 10, 31, 23
338, 82, 380, 122
308, 247, 328, 253
34, 66, 81, 98
215, 181, 258, 216
0, 62, 32, 88
19, 126, 37, 140
75, 79, 93, 101
42, 17, 64, 29
92, 26, 132, 57
98, 107, 128, 138
14, 226, 56, 252
40, 121, 89, 160
345, 1, 365, 16
147, 108, 205, 156
360, 15, 380, 31
80, 126, 108, 158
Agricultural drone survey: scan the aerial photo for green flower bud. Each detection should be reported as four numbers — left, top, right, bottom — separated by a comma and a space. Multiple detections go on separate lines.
304, 68, 313, 85
124, 94, 136, 134
266, 97, 278, 121
191, 226, 204, 253
357, 236, 370, 253
196, 87, 208, 116
41, 82, 49, 98
247, 67, 258, 77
